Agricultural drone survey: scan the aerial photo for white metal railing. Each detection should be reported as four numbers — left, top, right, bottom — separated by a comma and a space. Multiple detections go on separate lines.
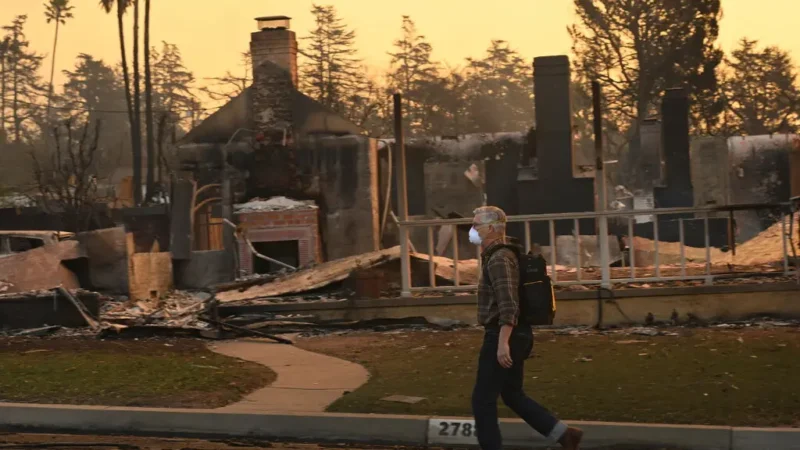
396, 204, 798, 297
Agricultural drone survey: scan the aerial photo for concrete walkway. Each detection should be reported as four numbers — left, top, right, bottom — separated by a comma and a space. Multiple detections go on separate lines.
208, 339, 369, 413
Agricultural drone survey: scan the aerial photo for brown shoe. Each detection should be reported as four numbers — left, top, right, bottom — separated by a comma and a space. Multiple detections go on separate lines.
558, 426, 583, 450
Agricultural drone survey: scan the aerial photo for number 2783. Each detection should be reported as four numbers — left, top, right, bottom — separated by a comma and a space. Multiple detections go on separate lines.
438, 421, 477, 437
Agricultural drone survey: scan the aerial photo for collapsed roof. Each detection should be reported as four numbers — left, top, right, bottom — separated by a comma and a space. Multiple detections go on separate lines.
178, 86, 366, 145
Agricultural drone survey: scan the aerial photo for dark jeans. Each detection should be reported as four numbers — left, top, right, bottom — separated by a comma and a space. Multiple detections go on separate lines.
471, 325, 562, 450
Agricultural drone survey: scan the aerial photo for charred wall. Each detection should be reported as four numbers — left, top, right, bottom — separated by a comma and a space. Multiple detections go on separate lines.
295, 135, 380, 261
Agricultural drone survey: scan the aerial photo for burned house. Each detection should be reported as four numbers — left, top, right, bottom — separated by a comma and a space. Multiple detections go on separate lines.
178, 20, 612, 270
177, 16, 381, 276
628, 89, 797, 247
380, 56, 597, 255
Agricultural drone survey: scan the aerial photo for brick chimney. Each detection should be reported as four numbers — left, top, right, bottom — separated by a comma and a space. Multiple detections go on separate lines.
250, 16, 298, 87
249, 16, 297, 142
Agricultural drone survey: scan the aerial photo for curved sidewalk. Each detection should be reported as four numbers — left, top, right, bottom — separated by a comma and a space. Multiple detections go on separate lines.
208, 339, 369, 413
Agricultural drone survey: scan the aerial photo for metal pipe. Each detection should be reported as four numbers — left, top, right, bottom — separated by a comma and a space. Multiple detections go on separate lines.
379, 143, 393, 242
193, 197, 221, 215
729, 209, 736, 256
393, 94, 412, 298
241, 236, 297, 271
222, 218, 295, 271
427, 226, 436, 287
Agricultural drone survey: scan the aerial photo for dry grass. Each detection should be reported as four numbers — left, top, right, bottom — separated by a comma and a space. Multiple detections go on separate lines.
299, 326, 800, 427
0, 337, 275, 408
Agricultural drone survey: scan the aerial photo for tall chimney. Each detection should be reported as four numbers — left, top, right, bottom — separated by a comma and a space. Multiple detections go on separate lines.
250, 15, 297, 141
250, 16, 298, 87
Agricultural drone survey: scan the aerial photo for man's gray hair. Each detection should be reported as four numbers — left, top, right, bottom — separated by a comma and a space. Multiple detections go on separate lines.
473, 206, 507, 231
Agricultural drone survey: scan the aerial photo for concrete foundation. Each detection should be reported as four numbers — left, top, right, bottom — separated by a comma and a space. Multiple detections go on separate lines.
218, 284, 800, 327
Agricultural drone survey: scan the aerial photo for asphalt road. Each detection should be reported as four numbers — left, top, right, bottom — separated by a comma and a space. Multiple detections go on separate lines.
0, 433, 685, 450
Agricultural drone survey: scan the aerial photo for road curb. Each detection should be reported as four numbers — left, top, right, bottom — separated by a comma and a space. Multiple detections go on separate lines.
1, 403, 799, 449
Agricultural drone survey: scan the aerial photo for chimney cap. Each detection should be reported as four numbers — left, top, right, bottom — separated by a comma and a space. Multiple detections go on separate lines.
256, 16, 292, 30
256, 15, 291, 21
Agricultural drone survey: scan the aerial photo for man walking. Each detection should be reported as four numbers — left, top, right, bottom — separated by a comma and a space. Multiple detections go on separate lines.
469, 206, 583, 450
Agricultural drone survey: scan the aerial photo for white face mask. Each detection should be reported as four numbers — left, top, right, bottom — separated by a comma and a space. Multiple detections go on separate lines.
468, 227, 482, 245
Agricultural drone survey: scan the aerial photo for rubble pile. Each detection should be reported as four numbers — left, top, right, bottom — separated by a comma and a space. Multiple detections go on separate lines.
100, 291, 214, 330
631, 237, 725, 263
234, 196, 317, 213
725, 212, 799, 265
631, 213, 799, 266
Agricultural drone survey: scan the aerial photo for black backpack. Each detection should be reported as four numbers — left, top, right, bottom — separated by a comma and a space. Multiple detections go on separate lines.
482, 245, 556, 326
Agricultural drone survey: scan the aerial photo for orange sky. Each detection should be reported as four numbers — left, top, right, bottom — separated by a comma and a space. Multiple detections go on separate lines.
2, 0, 798, 109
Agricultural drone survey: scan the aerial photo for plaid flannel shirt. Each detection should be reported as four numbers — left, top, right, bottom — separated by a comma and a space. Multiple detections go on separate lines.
477, 241, 520, 327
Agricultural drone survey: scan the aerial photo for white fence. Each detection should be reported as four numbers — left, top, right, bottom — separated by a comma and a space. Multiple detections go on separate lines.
396, 204, 798, 297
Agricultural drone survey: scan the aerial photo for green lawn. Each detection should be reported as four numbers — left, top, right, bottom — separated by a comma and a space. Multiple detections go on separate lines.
0, 338, 275, 408
299, 326, 800, 427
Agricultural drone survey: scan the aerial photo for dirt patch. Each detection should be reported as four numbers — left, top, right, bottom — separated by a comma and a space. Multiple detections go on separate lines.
0, 337, 276, 408
298, 326, 800, 427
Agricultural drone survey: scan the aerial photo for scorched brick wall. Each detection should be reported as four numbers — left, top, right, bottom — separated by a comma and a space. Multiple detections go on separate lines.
237, 209, 322, 275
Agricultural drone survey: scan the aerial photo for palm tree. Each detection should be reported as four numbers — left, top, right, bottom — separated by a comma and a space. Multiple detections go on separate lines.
99, 0, 141, 205
44, 0, 74, 120
144, 0, 155, 201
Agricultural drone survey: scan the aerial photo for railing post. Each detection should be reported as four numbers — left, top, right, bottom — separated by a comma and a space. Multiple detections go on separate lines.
394, 93, 412, 298
427, 226, 436, 288
598, 216, 611, 288
452, 224, 460, 286
653, 219, 660, 279
399, 222, 411, 297
679, 218, 686, 278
